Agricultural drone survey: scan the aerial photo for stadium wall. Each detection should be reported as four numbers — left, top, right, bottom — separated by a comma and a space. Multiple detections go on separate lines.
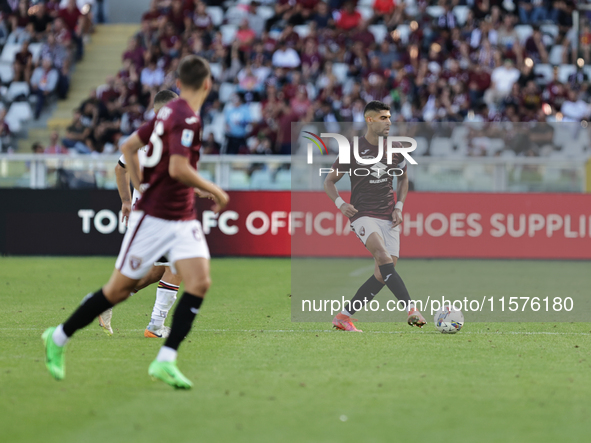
1, 190, 590, 259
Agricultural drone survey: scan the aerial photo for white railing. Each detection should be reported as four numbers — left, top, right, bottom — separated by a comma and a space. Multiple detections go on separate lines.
0, 153, 588, 193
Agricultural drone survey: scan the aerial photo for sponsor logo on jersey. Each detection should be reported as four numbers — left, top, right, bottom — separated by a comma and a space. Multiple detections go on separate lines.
360, 226, 365, 236
129, 256, 142, 270
185, 116, 198, 124
181, 129, 195, 147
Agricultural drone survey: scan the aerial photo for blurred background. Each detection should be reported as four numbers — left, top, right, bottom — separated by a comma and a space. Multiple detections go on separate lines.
0, 0, 590, 193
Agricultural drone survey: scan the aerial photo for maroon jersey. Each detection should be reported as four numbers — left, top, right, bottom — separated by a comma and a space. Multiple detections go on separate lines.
332, 136, 407, 223
135, 98, 202, 221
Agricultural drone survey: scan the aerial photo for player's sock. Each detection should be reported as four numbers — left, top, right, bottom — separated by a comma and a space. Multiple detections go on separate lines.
150, 281, 179, 328
162, 292, 203, 352
62, 289, 114, 338
343, 275, 385, 315
378, 263, 413, 311
51, 324, 69, 346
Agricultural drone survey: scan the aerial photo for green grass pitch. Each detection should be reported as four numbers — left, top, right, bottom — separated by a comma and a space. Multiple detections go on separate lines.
0, 257, 590, 443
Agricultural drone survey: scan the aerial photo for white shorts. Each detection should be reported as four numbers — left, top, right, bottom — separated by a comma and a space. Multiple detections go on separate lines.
116, 211, 210, 280
351, 216, 400, 257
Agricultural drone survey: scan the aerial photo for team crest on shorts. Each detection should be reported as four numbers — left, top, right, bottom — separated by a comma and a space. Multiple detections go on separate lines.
359, 226, 365, 236
129, 256, 142, 270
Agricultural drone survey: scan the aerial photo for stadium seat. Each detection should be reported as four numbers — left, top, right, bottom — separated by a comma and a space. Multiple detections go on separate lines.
514, 25, 533, 45
453, 6, 469, 26
209, 112, 226, 144
368, 25, 388, 44
540, 24, 559, 39
28, 43, 43, 64
430, 137, 453, 157
250, 169, 274, 189
551, 123, 573, 148
584, 66, 591, 80
199, 169, 214, 182
426, 6, 444, 17
395, 24, 411, 45
225, 6, 246, 25
332, 63, 349, 83
6, 102, 33, 122
249, 102, 262, 122
206, 6, 224, 27
404, 0, 418, 16
358, 0, 373, 5
0, 63, 14, 84
229, 170, 250, 189
219, 82, 237, 102
501, 149, 516, 158
209, 62, 222, 81
3, 113, 21, 133
294, 25, 310, 38
356, 6, 373, 21
220, 25, 238, 46
0, 43, 21, 63
6, 82, 30, 101
488, 139, 505, 156
534, 64, 553, 85
548, 45, 565, 65
558, 64, 577, 83
257, 6, 275, 21
275, 169, 291, 190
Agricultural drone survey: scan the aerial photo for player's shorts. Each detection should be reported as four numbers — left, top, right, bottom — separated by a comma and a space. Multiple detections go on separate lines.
115, 211, 210, 280
351, 216, 400, 257
154, 256, 171, 267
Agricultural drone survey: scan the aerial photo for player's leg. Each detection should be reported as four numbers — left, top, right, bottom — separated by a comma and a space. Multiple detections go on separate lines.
42, 270, 139, 380
148, 257, 210, 389
371, 222, 426, 327
145, 266, 181, 338
333, 218, 385, 331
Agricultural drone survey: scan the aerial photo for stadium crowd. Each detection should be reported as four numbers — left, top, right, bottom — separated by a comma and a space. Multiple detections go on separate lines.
1, 0, 591, 157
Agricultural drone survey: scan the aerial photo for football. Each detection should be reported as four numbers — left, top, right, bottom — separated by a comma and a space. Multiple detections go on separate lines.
434, 305, 465, 334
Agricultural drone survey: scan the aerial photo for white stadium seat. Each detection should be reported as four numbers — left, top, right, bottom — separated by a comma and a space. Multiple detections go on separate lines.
356, 6, 373, 21
209, 62, 222, 81
257, 6, 275, 21
368, 25, 388, 44
534, 64, 553, 85
293, 24, 310, 38
250, 170, 274, 189
219, 82, 237, 102
514, 25, 533, 45
275, 169, 291, 190
548, 45, 565, 65
6, 82, 30, 101
28, 43, 43, 64
0, 43, 22, 63
220, 25, 238, 46
426, 6, 444, 17
332, 63, 348, 83
0, 62, 14, 84
395, 24, 411, 45
430, 137, 453, 157
6, 102, 33, 122
558, 64, 577, 83
249, 102, 262, 122
229, 170, 250, 189
206, 6, 224, 27
453, 6, 469, 26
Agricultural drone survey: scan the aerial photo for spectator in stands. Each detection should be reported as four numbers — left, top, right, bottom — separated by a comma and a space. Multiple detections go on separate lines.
561, 89, 591, 122
202, 133, 221, 155
484, 58, 521, 111
140, 57, 165, 89
13, 39, 33, 83
44, 130, 68, 154
224, 94, 252, 154
30, 1, 53, 38
62, 109, 92, 154
336, 1, 362, 31
524, 26, 548, 64
59, 0, 84, 60
272, 39, 300, 68
0, 107, 11, 152
32, 142, 44, 154
30, 57, 59, 119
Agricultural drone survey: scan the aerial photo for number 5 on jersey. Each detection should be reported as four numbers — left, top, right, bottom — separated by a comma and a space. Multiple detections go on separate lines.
145, 121, 165, 168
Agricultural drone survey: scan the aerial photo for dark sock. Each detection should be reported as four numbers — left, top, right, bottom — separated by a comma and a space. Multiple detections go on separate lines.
163, 292, 203, 351
378, 263, 412, 310
62, 289, 113, 337
346, 275, 385, 315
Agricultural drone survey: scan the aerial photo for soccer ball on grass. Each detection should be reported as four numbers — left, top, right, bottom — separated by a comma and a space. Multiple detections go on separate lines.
434, 305, 464, 334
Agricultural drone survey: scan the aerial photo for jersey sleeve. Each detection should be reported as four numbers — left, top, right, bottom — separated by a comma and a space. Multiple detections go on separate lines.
136, 117, 156, 145
118, 154, 126, 167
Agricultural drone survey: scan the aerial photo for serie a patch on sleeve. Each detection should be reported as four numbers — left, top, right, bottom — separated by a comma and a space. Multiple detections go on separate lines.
181, 129, 195, 147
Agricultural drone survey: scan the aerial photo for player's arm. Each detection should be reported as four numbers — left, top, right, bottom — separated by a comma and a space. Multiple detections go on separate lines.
115, 161, 132, 225
392, 169, 409, 228
169, 155, 229, 213
324, 168, 358, 218
120, 132, 145, 191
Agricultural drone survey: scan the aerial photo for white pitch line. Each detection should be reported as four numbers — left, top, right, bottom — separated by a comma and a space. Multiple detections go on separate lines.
3, 328, 589, 336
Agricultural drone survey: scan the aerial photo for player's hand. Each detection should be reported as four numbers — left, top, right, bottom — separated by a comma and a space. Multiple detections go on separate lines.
194, 188, 214, 199
392, 208, 402, 228
210, 189, 230, 214
340, 203, 358, 218
121, 201, 132, 227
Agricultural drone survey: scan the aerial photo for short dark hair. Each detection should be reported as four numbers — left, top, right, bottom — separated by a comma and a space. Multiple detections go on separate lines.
154, 89, 178, 106
363, 100, 390, 116
177, 55, 210, 90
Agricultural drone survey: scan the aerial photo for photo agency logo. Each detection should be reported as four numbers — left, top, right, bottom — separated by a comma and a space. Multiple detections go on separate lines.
303, 131, 419, 177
